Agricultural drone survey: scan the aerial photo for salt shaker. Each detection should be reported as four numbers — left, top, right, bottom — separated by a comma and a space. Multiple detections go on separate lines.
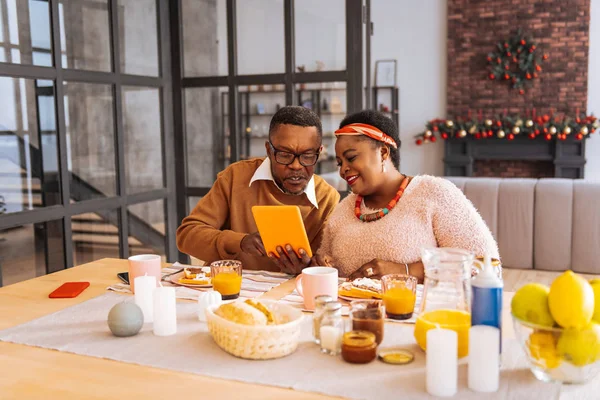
319, 301, 344, 355
313, 294, 333, 344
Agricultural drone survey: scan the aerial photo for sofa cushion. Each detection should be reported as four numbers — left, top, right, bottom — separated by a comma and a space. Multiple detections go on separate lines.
497, 179, 537, 269
534, 179, 573, 271
463, 178, 500, 240
571, 181, 600, 274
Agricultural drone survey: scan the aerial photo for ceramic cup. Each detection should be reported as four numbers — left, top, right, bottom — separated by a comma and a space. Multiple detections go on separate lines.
128, 254, 161, 293
295, 266, 338, 310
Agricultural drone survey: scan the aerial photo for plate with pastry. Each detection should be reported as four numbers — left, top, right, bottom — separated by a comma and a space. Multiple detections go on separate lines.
167, 267, 212, 288
338, 277, 383, 300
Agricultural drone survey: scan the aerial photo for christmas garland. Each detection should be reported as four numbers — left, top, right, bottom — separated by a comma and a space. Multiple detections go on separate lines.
487, 30, 548, 94
415, 110, 599, 145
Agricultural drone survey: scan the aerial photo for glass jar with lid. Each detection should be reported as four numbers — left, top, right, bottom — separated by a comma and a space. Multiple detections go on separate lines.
341, 331, 378, 364
313, 294, 333, 344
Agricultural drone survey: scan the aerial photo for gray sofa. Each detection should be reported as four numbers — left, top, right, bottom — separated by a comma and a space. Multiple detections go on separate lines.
320, 172, 600, 274
446, 177, 599, 274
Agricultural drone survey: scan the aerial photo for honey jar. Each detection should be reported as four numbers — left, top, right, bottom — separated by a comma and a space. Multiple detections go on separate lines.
341, 331, 377, 364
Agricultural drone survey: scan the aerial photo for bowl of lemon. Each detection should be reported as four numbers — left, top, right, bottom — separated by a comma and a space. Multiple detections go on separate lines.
511, 271, 600, 384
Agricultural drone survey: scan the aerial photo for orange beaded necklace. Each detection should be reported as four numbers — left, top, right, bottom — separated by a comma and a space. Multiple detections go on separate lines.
355, 177, 409, 222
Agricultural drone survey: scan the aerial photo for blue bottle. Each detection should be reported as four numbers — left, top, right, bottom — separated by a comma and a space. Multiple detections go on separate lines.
471, 255, 503, 353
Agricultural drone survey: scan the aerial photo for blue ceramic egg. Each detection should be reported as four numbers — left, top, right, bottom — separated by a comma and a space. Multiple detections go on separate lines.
107, 302, 144, 337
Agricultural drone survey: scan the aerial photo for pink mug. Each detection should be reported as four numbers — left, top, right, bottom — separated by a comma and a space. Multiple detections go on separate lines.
128, 254, 162, 293
295, 266, 338, 310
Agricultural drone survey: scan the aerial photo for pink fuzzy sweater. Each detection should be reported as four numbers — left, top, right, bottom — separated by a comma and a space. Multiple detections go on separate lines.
319, 175, 500, 277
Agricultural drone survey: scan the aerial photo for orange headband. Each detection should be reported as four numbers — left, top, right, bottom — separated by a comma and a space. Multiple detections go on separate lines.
334, 123, 398, 149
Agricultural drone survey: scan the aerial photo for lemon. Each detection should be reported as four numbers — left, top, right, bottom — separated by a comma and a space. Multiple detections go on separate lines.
556, 323, 600, 366
527, 331, 561, 369
511, 283, 555, 327
590, 279, 600, 324
548, 271, 594, 329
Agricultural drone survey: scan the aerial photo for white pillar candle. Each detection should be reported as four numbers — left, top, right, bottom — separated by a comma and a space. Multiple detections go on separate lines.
468, 326, 500, 393
426, 328, 458, 397
153, 286, 177, 336
134, 275, 156, 323
319, 326, 342, 354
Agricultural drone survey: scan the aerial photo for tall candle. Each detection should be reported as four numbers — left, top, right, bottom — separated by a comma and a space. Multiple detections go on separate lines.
468, 326, 500, 392
426, 328, 458, 397
134, 275, 156, 323
153, 286, 176, 336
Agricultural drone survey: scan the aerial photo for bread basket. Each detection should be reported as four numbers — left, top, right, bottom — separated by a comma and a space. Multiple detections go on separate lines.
205, 300, 304, 360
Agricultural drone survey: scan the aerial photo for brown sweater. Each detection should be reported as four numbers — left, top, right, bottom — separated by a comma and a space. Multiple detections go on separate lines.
176, 158, 340, 271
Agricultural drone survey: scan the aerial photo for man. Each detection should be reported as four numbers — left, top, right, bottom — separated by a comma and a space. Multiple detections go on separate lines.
177, 106, 340, 274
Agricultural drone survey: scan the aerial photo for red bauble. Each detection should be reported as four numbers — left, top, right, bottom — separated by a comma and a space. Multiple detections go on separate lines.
503, 43, 509, 48
576, 118, 581, 123
543, 115, 550, 122
475, 133, 482, 139
489, 73, 495, 80
504, 65, 510, 70
519, 89, 525, 95
545, 134, 552, 141
576, 133, 584, 140
535, 65, 542, 72
512, 77, 518, 83
526, 73, 532, 79
482, 131, 488, 138
487, 56, 492, 62
531, 45, 536, 50
430, 136, 437, 143
535, 129, 540, 135
513, 57, 518, 63
496, 121, 502, 127
441, 132, 449, 139
520, 39, 526, 45
543, 127, 549, 134
529, 48, 534, 53
496, 58, 501, 64
416, 139, 423, 145
533, 72, 538, 78
529, 133, 536, 139
488, 130, 493, 136
543, 54, 549, 60
592, 128, 596, 133
508, 133, 515, 140
507, 51, 512, 57
504, 73, 510, 80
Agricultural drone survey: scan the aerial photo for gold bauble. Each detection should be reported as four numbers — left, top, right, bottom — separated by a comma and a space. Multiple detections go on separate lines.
458, 130, 467, 138
424, 130, 433, 138
549, 126, 557, 135
581, 126, 589, 135
512, 126, 521, 134
446, 120, 454, 127
469, 125, 477, 134
245, 126, 252, 133
515, 119, 523, 127
563, 126, 572, 135
497, 130, 506, 139
485, 119, 493, 126
593, 120, 600, 129
525, 119, 534, 127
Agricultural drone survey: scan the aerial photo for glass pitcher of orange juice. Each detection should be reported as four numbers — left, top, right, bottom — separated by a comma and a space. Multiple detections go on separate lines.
414, 248, 475, 358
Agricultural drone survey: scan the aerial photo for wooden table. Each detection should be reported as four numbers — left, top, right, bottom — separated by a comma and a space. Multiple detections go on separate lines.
0, 259, 595, 399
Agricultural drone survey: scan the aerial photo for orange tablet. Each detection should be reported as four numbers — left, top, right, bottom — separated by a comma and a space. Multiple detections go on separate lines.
251, 205, 313, 258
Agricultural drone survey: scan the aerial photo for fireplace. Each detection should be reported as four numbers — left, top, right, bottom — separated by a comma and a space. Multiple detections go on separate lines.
444, 135, 587, 178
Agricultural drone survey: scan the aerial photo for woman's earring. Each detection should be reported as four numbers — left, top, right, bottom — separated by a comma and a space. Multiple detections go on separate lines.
382, 162, 387, 173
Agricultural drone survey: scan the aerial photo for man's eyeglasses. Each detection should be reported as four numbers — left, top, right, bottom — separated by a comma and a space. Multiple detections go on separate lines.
268, 141, 320, 167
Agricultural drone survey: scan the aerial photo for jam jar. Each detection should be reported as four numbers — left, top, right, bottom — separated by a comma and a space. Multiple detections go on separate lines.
341, 331, 377, 364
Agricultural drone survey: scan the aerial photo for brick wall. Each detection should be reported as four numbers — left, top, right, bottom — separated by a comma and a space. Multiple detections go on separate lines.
473, 160, 554, 178
447, 0, 590, 117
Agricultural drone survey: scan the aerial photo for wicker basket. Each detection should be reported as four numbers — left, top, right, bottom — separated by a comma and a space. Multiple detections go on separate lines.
205, 300, 304, 360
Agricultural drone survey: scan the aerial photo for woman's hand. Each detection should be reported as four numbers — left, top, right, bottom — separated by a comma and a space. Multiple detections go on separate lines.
348, 259, 425, 283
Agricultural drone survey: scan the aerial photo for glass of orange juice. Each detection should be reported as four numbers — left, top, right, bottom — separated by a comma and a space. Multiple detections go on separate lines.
381, 274, 418, 320
210, 260, 242, 300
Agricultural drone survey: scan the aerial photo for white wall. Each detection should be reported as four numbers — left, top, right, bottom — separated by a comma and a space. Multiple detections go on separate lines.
370, 0, 447, 176
587, 0, 600, 180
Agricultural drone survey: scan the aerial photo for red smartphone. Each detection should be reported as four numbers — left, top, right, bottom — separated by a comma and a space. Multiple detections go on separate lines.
49, 282, 90, 298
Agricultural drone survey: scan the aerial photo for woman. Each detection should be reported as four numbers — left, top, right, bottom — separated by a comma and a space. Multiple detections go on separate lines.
316, 110, 499, 282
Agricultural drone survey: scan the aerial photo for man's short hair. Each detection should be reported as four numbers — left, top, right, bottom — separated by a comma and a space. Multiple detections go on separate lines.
269, 106, 323, 140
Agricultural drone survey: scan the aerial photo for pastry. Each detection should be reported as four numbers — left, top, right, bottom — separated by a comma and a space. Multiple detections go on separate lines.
339, 277, 383, 299
214, 299, 277, 326
179, 267, 211, 285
